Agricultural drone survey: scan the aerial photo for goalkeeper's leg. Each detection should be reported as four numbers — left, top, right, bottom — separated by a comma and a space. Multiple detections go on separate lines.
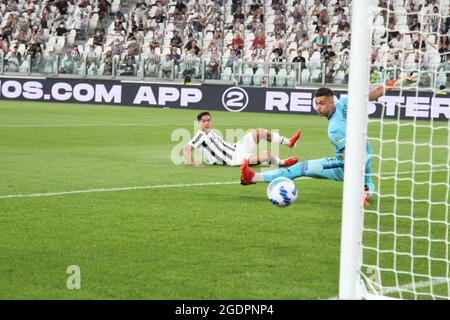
247, 151, 299, 167
241, 157, 344, 185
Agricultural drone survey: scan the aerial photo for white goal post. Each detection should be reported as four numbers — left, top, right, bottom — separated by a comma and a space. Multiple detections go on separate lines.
339, 0, 450, 300
339, 0, 371, 300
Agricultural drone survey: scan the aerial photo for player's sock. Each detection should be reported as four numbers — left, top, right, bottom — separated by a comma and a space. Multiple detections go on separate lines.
267, 156, 299, 167
365, 182, 375, 198
265, 155, 281, 166
270, 132, 290, 145
363, 185, 372, 207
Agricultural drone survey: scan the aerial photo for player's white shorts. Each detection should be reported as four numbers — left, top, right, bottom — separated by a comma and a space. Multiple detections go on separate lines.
229, 132, 257, 166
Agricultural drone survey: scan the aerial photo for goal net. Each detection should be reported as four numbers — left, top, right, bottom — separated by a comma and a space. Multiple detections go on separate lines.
340, 0, 450, 299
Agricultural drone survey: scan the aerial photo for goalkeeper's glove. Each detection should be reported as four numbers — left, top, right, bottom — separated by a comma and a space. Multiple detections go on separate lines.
385, 76, 417, 88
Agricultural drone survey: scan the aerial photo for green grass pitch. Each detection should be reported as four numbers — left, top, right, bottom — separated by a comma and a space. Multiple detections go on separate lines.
0, 100, 448, 299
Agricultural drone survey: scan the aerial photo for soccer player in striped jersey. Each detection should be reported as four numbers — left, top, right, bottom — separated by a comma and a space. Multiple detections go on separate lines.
183, 111, 301, 167
240, 77, 416, 206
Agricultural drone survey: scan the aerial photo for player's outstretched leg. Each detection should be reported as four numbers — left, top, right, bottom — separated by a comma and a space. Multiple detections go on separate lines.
240, 157, 344, 185
240, 160, 303, 185
251, 128, 302, 148
247, 151, 298, 167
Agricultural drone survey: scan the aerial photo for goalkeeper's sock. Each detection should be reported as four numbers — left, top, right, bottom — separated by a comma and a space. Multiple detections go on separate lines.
252, 173, 265, 182
253, 158, 345, 184
248, 168, 296, 183
260, 162, 305, 182
365, 182, 375, 198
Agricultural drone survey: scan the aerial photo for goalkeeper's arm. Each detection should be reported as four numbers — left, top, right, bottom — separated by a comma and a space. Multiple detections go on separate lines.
368, 76, 417, 101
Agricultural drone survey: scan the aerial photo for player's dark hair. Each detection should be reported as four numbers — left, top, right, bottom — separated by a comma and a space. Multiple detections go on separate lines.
197, 111, 211, 121
314, 87, 335, 98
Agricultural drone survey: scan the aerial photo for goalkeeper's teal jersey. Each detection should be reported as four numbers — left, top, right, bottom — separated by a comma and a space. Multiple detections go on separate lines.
328, 97, 348, 161
261, 96, 374, 185
328, 97, 372, 161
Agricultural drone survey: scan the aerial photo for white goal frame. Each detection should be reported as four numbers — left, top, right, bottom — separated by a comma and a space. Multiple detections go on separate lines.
338, 0, 372, 300
339, 0, 450, 300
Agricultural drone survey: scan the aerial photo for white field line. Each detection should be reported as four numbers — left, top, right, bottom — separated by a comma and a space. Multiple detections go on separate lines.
0, 169, 447, 201
327, 278, 449, 300
380, 278, 449, 296
0, 181, 239, 200
373, 169, 448, 176
0, 123, 160, 128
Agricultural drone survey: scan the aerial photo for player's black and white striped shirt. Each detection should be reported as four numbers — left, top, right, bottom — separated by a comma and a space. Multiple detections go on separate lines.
188, 130, 236, 165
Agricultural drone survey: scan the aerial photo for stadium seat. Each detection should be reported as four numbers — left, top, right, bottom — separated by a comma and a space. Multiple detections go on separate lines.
286, 69, 296, 87
276, 68, 287, 87
268, 68, 276, 86
288, 42, 297, 53
44, 56, 55, 73
436, 69, 447, 89
302, 50, 310, 60
310, 51, 322, 69
47, 36, 56, 47
301, 69, 310, 83
67, 30, 76, 47
77, 62, 86, 75
89, 13, 98, 29
19, 60, 29, 73
87, 63, 97, 76
224, 31, 233, 43
242, 67, 253, 86
97, 63, 105, 76
253, 67, 265, 86
55, 41, 65, 54
265, 24, 274, 33
311, 68, 322, 83
333, 70, 346, 84
221, 67, 232, 81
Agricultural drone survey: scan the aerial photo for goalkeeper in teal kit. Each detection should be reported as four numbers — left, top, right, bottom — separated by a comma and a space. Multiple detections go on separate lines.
240, 78, 416, 206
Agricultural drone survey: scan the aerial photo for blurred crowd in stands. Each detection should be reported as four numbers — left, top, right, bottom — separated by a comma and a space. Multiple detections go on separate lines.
0, 0, 448, 87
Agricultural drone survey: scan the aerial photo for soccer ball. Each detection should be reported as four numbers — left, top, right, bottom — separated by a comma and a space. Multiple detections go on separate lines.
267, 177, 298, 207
